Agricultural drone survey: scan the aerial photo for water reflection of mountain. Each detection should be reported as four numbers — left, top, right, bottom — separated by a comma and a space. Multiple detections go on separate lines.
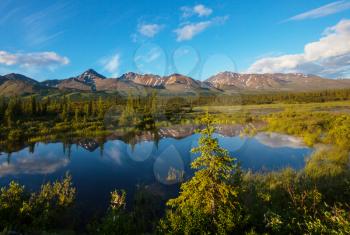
74, 125, 200, 152
214, 124, 244, 136
158, 125, 198, 139
107, 123, 261, 144
108, 125, 198, 143
0, 124, 261, 154
77, 139, 100, 152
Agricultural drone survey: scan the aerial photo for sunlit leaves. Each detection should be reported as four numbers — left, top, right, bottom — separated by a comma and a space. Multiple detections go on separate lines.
160, 112, 244, 234
0, 173, 76, 233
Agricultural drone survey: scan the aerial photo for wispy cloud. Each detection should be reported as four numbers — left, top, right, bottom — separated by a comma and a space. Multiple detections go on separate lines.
138, 23, 163, 37
174, 16, 228, 41
133, 44, 166, 75
135, 47, 162, 63
0, 6, 22, 25
285, 0, 350, 22
181, 4, 213, 18
101, 53, 121, 77
0, 51, 69, 68
22, 2, 73, 45
247, 19, 350, 78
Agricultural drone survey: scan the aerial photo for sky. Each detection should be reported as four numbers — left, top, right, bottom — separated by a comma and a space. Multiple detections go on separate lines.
1, 0, 350, 81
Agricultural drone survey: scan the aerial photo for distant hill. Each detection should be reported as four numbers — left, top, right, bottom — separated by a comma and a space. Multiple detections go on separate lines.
0, 73, 47, 96
206, 72, 350, 91
1, 69, 350, 96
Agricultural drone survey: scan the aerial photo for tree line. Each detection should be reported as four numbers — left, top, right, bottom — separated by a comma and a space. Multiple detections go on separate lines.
1, 88, 350, 125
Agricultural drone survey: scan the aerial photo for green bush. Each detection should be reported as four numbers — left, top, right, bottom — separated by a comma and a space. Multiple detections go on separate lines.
0, 174, 76, 233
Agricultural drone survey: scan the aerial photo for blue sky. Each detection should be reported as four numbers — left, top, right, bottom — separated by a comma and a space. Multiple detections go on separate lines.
1, 0, 350, 80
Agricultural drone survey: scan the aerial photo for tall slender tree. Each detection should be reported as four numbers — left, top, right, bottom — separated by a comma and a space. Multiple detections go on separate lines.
160, 112, 245, 234
30, 96, 37, 116
97, 97, 104, 119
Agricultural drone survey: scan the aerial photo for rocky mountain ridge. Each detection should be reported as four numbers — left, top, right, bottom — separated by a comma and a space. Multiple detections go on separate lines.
1, 69, 350, 96
206, 71, 350, 91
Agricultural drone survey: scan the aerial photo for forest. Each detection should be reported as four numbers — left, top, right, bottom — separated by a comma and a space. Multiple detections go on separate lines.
1, 88, 350, 149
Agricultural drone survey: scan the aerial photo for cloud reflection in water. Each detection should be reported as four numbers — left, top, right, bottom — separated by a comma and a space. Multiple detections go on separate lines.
0, 151, 68, 177
255, 132, 307, 149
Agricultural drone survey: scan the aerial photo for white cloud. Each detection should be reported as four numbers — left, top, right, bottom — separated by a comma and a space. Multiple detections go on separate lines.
247, 19, 350, 78
194, 4, 213, 17
101, 53, 120, 77
286, 0, 350, 21
138, 23, 163, 37
0, 51, 69, 68
174, 16, 228, 41
181, 4, 213, 18
174, 21, 211, 41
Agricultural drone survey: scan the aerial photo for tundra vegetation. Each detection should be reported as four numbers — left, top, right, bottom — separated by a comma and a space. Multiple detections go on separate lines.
0, 90, 350, 234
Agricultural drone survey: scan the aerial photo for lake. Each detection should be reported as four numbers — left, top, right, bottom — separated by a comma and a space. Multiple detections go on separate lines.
0, 125, 312, 217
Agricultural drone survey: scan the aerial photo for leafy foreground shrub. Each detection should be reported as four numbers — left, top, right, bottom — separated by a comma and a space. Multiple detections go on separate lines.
304, 204, 350, 234
242, 158, 350, 234
0, 173, 76, 234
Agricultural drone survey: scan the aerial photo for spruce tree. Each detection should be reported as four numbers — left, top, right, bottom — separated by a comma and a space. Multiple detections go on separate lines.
159, 112, 245, 234
74, 108, 79, 123
30, 96, 36, 116
0, 97, 4, 121
97, 97, 104, 119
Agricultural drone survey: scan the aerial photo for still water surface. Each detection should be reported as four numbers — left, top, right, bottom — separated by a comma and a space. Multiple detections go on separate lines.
0, 128, 312, 215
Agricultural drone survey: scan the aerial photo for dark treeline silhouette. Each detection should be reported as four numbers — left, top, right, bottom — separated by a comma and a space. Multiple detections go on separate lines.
1, 88, 350, 124
194, 88, 350, 105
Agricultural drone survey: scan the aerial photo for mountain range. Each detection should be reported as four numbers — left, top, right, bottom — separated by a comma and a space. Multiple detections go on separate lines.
1, 69, 350, 96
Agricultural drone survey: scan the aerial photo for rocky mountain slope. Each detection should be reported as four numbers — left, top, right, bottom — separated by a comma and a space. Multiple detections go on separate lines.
206, 72, 350, 91
1, 69, 350, 96
119, 72, 163, 87
48, 69, 215, 94
119, 72, 212, 91
0, 73, 45, 96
